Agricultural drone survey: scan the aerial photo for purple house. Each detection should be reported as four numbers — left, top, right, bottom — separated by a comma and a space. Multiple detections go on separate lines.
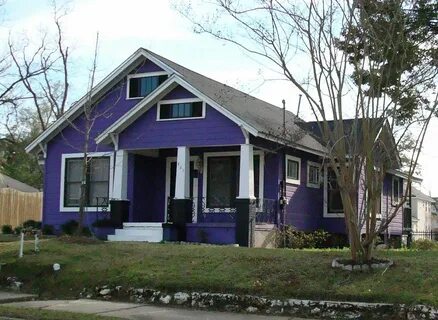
26, 48, 408, 246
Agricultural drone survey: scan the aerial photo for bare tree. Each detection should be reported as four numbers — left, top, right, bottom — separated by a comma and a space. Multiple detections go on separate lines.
7, 2, 70, 132
176, 0, 438, 262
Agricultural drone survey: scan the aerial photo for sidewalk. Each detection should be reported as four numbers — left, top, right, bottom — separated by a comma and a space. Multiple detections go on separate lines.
2, 297, 310, 319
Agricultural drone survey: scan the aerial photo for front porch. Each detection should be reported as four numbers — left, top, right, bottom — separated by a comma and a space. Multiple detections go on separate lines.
106, 144, 279, 246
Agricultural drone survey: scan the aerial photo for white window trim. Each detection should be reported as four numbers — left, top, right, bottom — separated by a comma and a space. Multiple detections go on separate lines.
323, 164, 344, 218
164, 156, 199, 223
202, 150, 264, 212
156, 98, 206, 121
126, 71, 168, 100
285, 155, 301, 185
306, 161, 321, 188
392, 176, 401, 206
60, 152, 114, 212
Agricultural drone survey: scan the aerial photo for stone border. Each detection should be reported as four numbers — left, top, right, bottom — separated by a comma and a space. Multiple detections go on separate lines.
81, 286, 437, 320
331, 258, 394, 271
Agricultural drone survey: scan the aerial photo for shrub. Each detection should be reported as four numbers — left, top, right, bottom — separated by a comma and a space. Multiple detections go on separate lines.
1, 225, 13, 234
22, 220, 42, 229
61, 220, 92, 236
42, 224, 55, 235
92, 219, 116, 228
61, 220, 79, 235
411, 239, 437, 250
14, 226, 23, 235
276, 227, 330, 249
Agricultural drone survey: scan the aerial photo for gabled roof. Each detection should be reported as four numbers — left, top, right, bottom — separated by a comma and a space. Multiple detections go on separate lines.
412, 186, 435, 203
0, 173, 39, 192
26, 48, 326, 155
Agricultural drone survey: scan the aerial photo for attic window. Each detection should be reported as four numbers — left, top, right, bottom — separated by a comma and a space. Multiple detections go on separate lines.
157, 99, 205, 120
127, 72, 167, 99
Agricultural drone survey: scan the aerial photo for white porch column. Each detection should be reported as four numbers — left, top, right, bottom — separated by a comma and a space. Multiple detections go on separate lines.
238, 144, 255, 199
113, 150, 128, 199
175, 146, 190, 199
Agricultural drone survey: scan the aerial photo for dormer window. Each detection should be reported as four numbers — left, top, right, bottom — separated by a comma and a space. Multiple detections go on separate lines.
157, 99, 205, 121
127, 72, 167, 99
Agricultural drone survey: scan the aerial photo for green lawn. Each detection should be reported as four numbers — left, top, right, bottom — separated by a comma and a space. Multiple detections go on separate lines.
0, 238, 436, 307
0, 305, 121, 319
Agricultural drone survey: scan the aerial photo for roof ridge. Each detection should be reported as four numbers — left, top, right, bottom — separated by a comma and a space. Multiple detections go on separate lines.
142, 48, 303, 122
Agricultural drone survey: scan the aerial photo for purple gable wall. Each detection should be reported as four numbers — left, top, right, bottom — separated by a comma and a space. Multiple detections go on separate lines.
118, 106, 245, 150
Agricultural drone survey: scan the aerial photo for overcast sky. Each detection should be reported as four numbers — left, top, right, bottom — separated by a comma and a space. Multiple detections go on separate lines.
2, 0, 437, 196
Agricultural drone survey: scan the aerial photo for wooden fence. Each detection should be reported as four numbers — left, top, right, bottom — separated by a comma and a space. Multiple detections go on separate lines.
0, 188, 42, 228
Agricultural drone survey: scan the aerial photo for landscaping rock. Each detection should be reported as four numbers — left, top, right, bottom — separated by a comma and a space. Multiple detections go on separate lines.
246, 306, 258, 313
174, 292, 190, 305
159, 295, 171, 304
99, 288, 111, 296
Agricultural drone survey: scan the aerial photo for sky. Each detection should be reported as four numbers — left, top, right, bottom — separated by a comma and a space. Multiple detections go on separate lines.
1, 0, 437, 195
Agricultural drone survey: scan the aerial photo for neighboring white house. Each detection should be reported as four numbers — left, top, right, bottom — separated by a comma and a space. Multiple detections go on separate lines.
411, 186, 435, 240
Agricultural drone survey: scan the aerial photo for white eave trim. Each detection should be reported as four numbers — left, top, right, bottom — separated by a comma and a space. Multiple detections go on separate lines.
25, 48, 177, 154
95, 75, 259, 144
387, 169, 422, 183
95, 75, 179, 144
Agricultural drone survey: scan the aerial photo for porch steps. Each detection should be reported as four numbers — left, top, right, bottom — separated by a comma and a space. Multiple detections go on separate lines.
107, 222, 163, 242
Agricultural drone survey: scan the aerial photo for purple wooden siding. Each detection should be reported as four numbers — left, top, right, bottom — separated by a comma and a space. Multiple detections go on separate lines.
162, 85, 196, 100
118, 104, 245, 150
42, 62, 245, 229
131, 59, 164, 74
186, 223, 235, 244
383, 174, 403, 235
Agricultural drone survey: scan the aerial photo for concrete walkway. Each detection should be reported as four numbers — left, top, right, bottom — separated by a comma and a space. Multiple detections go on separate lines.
4, 299, 311, 319
0, 291, 36, 303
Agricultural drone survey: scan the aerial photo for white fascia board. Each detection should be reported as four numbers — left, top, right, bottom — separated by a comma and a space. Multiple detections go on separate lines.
96, 75, 260, 145
173, 76, 259, 137
26, 49, 177, 154
387, 169, 422, 183
95, 75, 179, 144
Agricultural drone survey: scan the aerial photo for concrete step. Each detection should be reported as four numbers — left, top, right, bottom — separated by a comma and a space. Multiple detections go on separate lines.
107, 234, 162, 242
107, 222, 164, 242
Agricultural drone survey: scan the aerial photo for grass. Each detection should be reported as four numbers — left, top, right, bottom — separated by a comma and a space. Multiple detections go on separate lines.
0, 305, 121, 319
0, 238, 436, 307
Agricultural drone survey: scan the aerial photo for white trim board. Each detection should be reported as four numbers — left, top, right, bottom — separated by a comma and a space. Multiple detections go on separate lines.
95, 75, 258, 145
126, 71, 169, 100
202, 150, 264, 212
323, 164, 344, 218
157, 98, 206, 121
59, 151, 114, 212
26, 48, 177, 154
285, 155, 301, 185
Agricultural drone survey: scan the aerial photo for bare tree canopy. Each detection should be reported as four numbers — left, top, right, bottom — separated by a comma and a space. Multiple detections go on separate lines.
176, 0, 438, 262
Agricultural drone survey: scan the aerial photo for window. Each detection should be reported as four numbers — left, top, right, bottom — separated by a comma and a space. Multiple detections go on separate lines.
158, 100, 204, 120
392, 177, 401, 205
285, 155, 300, 184
128, 74, 167, 98
64, 157, 110, 207
325, 167, 344, 216
206, 155, 260, 208
307, 161, 321, 188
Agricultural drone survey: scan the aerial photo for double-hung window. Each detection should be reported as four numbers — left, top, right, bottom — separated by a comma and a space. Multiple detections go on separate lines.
285, 155, 301, 185
64, 157, 110, 207
128, 73, 167, 98
205, 155, 261, 208
392, 176, 401, 205
307, 161, 321, 188
326, 167, 344, 216
158, 100, 204, 120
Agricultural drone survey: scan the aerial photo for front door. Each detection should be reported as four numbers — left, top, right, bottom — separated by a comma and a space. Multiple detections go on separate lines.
165, 157, 199, 222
